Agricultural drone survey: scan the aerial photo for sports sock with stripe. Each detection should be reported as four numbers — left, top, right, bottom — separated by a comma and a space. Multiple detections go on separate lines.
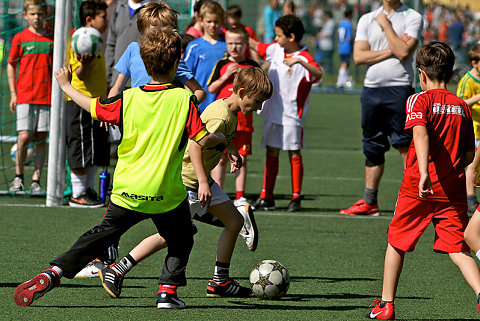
111, 254, 137, 276
213, 261, 230, 284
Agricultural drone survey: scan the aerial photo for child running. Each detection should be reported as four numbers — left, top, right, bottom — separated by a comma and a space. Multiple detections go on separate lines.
367, 41, 480, 320
97, 67, 273, 300
13, 27, 226, 310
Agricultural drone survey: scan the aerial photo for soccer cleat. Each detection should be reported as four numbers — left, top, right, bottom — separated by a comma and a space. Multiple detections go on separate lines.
340, 199, 380, 216
366, 300, 395, 320
98, 264, 124, 298
29, 181, 45, 194
477, 293, 480, 312
233, 197, 249, 207
206, 278, 252, 298
157, 292, 186, 309
237, 204, 259, 251
69, 192, 105, 208
9, 177, 24, 192
288, 196, 304, 212
251, 197, 275, 211
14, 268, 60, 306
74, 259, 104, 278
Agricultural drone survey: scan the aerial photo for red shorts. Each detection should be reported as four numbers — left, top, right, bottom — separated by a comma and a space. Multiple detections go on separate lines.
388, 193, 470, 253
233, 131, 252, 156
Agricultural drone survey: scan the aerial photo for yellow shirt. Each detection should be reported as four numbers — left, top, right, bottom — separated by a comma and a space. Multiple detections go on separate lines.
457, 71, 480, 139
182, 99, 237, 189
67, 47, 107, 100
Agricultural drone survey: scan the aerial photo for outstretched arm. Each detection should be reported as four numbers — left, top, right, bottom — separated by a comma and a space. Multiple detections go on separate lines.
184, 78, 206, 103
55, 66, 92, 112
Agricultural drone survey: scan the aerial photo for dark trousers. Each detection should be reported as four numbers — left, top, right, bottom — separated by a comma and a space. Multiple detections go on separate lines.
51, 199, 194, 286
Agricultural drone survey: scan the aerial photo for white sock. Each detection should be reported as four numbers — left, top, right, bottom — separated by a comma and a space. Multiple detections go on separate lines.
51, 266, 63, 278
476, 249, 480, 261
337, 68, 348, 86
86, 165, 99, 190
71, 172, 87, 198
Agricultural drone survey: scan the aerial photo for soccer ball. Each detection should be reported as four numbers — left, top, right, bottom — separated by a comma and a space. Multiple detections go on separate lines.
71, 27, 103, 56
249, 260, 290, 299
10, 143, 34, 165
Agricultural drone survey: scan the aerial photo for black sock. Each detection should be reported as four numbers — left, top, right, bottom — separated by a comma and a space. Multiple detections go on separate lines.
467, 195, 478, 204
112, 254, 137, 276
213, 261, 230, 283
363, 188, 378, 206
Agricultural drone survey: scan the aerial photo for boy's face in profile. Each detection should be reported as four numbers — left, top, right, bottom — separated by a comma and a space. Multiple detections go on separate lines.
239, 93, 264, 115
24, 5, 46, 30
226, 32, 247, 60
471, 59, 480, 77
201, 13, 222, 38
88, 10, 108, 34
274, 27, 290, 48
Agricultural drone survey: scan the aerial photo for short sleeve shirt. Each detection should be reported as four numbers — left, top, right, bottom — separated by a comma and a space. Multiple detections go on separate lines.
257, 42, 320, 126
338, 20, 353, 55
401, 89, 474, 202
457, 71, 480, 139
355, 5, 423, 87
68, 47, 108, 99
7, 28, 54, 105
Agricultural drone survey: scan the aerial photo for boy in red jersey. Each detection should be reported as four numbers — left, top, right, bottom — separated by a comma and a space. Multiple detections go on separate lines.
249, 15, 322, 212
367, 41, 480, 320
209, 27, 260, 206
7, 0, 53, 194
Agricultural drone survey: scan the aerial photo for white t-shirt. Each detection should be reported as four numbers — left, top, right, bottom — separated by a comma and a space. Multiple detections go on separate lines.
319, 19, 335, 51
355, 4, 423, 88
257, 42, 320, 126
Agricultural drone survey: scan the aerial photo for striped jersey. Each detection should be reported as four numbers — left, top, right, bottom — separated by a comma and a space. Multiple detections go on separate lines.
91, 83, 207, 213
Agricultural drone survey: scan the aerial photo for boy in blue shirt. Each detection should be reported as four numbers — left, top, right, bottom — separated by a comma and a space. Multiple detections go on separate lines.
184, 1, 227, 112
336, 9, 353, 88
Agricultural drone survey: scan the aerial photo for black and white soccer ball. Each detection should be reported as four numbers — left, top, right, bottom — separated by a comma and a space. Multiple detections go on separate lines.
249, 260, 290, 299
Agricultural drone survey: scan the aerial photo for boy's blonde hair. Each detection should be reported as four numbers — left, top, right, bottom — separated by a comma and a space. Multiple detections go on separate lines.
233, 67, 273, 102
468, 44, 480, 62
199, 1, 224, 21
24, 0, 46, 12
137, 1, 179, 35
225, 27, 248, 42
140, 27, 181, 77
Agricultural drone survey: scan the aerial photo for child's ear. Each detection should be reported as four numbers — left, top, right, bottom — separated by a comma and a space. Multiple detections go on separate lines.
85, 16, 93, 26
288, 32, 296, 42
238, 87, 245, 98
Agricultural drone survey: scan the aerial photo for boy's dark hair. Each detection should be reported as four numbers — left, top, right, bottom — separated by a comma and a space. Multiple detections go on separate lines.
233, 67, 273, 102
180, 33, 195, 51
140, 27, 181, 77
345, 8, 353, 19
416, 41, 455, 83
79, 0, 107, 27
227, 5, 242, 19
468, 44, 480, 62
275, 14, 304, 42
185, 0, 209, 30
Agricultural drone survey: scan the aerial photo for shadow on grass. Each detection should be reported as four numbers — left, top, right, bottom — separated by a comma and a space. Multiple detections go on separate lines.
0, 282, 144, 290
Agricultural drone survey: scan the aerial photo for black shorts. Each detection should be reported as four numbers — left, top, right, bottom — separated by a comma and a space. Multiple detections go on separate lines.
361, 86, 414, 160
66, 100, 110, 169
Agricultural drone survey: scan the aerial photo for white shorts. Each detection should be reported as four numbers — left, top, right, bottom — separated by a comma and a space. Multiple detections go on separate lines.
187, 181, 230, 219
16, 104, 50, 132
261, 120, 304, 150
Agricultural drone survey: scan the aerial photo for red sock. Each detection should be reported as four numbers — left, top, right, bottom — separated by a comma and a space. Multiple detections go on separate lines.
260, 156, 279, 199
236, 191, 244, 199
158, 284, 177, 295
290, 155, 303, 200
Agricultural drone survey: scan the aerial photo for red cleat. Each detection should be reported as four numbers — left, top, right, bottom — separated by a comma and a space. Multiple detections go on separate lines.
340, 199, 379, 216
366, 300, 395, 320
14, 269, 60, 306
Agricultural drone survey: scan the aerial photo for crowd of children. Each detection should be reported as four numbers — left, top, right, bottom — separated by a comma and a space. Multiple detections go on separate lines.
8, 0, 480, 318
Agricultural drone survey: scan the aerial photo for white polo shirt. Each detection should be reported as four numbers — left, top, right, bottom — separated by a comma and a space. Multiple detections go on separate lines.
355, 4, 423, 88
257, 42, 320, 127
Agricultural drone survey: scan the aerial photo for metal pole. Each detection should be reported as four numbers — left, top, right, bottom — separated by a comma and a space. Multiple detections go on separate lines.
46, 0, 70, 206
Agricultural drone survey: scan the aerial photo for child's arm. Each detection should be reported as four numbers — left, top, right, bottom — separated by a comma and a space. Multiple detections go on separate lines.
74, 53, 94, 81
55, 66, 92, 112
184, 78, 206, 103
208, 63, 238, 94
189, 141, 211, 208
7, 62, 17, 112
283, 57, 323, 79
226, 141, 242, 173
413, 125, 433, 198
108, 72, 129, 97
463, 93, 480, 107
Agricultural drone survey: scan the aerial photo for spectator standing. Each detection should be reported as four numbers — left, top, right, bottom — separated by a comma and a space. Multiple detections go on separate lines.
316, 11, 335, 75
263, 0, 280, 42
185, 0, 207, 38
336, 8, 353, 88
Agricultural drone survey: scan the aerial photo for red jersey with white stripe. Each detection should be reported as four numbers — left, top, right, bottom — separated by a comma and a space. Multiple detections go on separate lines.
257, 42, 320, 126
401, 89, 474, 202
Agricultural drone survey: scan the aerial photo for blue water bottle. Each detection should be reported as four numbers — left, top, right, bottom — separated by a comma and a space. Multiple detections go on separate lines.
99, 168, 110, 202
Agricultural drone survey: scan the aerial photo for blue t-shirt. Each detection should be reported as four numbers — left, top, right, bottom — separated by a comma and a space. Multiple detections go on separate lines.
337, 20, 353, 55
184, 37, 227, 112
114, 42, 193, 88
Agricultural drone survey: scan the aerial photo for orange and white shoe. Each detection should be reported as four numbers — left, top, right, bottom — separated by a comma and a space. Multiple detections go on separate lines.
366, 300, 395, 320
339, 199, 379, 216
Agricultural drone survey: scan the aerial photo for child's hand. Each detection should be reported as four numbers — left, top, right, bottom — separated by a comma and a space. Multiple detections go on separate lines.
227, 150, 242, 173
225, 63, 239, 77
9, 92, 17, 113
418, 173, 433, 198
78, 53, 94, 65
283, 57, 300, 67
197, 182, 211, 208
54, 66, 73, 89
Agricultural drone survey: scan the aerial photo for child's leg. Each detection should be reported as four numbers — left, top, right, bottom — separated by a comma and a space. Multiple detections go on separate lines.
466, 163, 478, 212
235, 155, 247, 200
70, 167, 88, 198
32, 132, 47, 181
449, 252, 480, 295
288, 150, 303, 200
16, 130, 31, 176
211, 153, 228, 189
130, 233, 168, 262
381, 243, 405, 302
465, 210, 480, 257
259, 146, 280, 199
